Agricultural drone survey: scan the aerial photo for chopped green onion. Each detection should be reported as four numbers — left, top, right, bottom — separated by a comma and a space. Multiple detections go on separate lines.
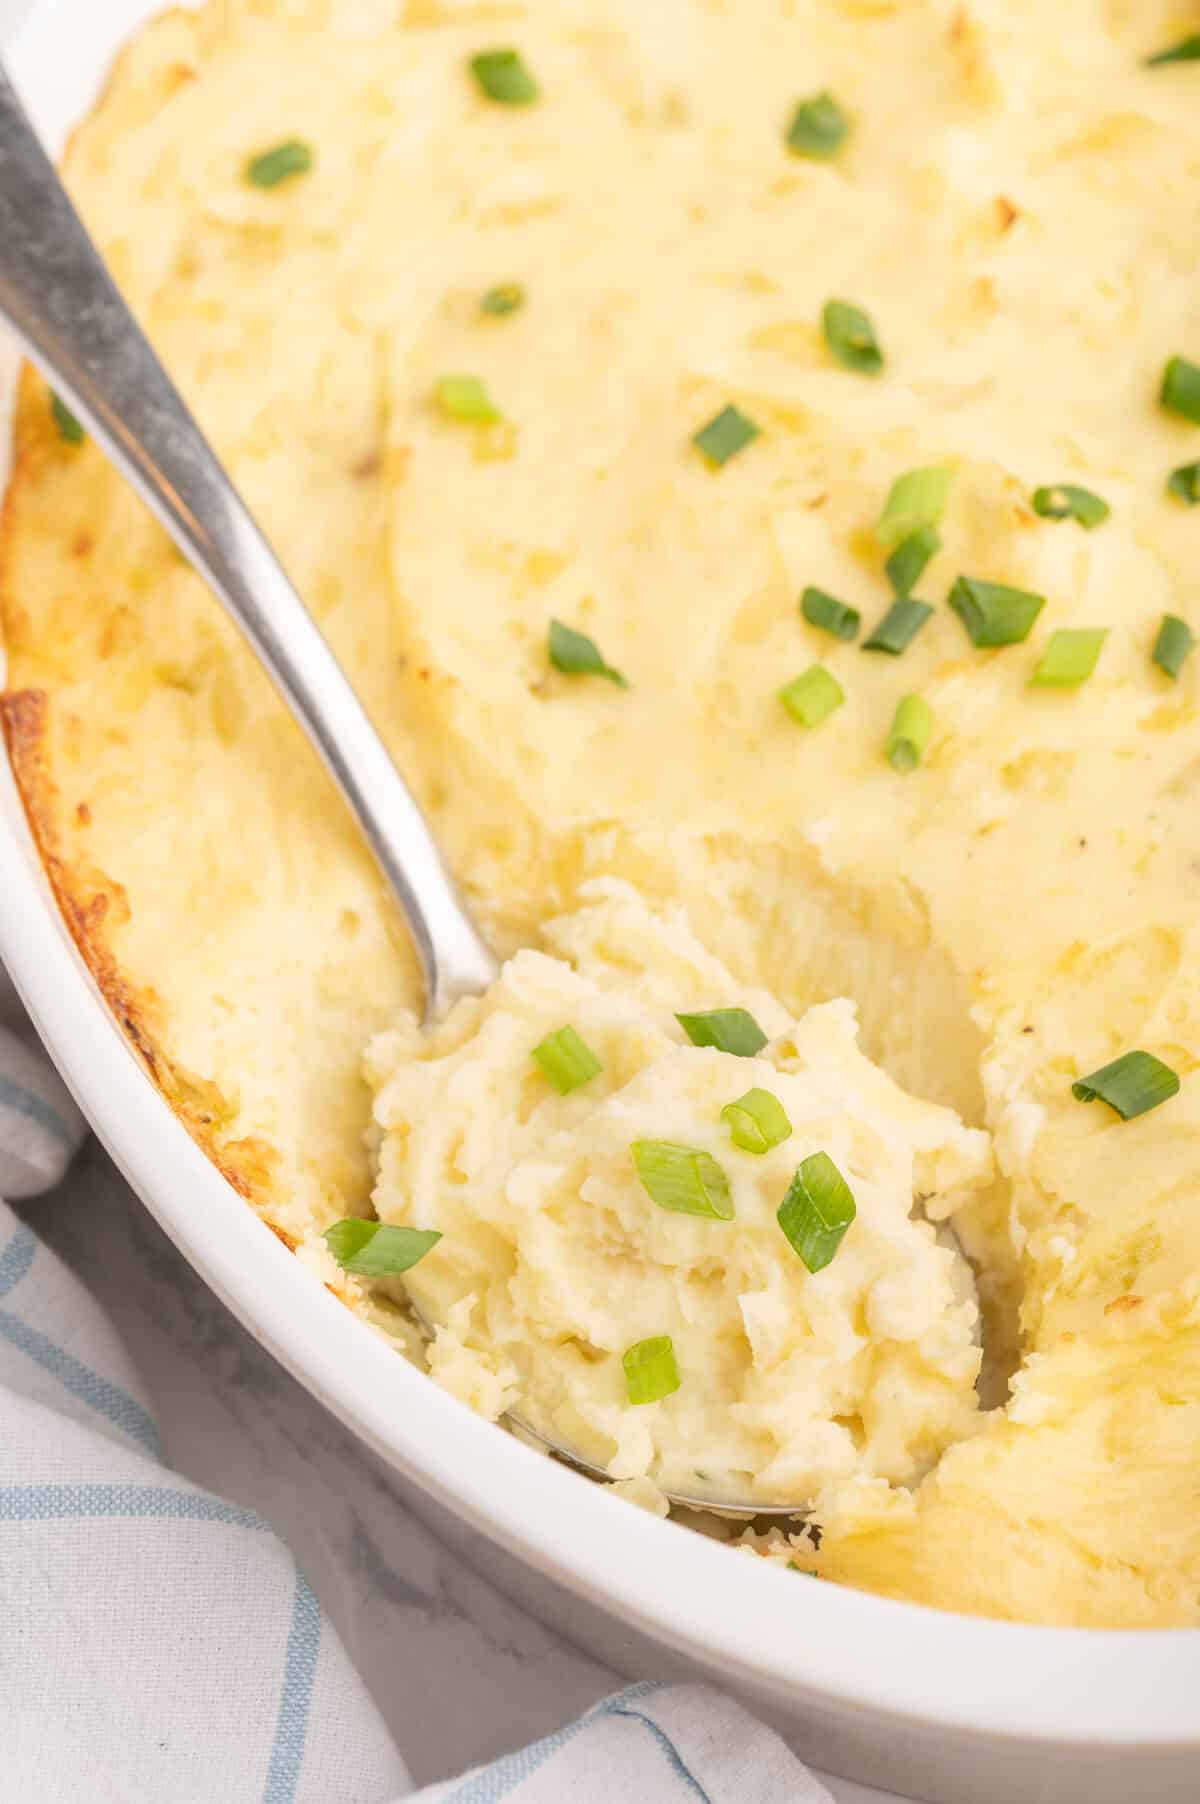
1031, 485, 1110, 530
821, 300, 883, 376
246, 139, 313, 189
1028, 628, 1108, 689
948, 576, 1045, 647
677, 1009, 768, 1056
547, 618, 627, 686
1145, 36, 1200, 66
886, 694, 933, 771
779, 664, 844, 727
1160, 356, 1200, 425
632, 1141, 735, 1220
862, 597, 933, 655
531, 1025, 602, 1093
324, 1219, 442, 1276
622, 1335, 681, 1404
800, 586, 860, 641
721, 1087, 792, 1154
1167, 462, 1200, 505
1071, 1051, 1180, 1121
50, 393, 84, 445
784, 91, 850, 159
885, 526, 941, 597
435, 374, 502, 424
469, 48, 539, 105
786, 1561, 818, 1576
692, 404, 761, 468
481, 283, 525, 316
1152, 614, 1195, 680
777, 1152, 857, 1273
878, 466, 951, 547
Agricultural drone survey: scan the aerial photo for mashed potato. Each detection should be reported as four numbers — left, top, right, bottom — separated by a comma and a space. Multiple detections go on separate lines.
363, 881, 990, 1507
3, 0, 1200, 1624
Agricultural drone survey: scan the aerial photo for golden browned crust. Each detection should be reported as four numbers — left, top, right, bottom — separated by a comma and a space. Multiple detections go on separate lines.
0, 678, 278, 1208
0, 333, 283, 1210
0, 3, 206, 1169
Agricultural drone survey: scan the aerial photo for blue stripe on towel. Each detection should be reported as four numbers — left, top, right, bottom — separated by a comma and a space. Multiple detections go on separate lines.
0, 1484, 324, 1804
0, 1224, 36, 1300
441, 1714, 594, 1802
0, 1072, 74, 1147
262, 1569, 322, 1804
604, 1693, 713, 1803
0, 1305, 161, 1456
0, 1226, 157, 1455
0, 1482, 270, 1529
443, 1682, 665, 1802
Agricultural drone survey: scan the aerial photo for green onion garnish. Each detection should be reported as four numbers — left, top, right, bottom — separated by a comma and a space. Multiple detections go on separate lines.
800, 586, 860, 641
1167, 462, 1200, 505
948, 576, 1045, 647
721, 1087, 792, 1154
777, 1152, 856, 1273
547, 618, 627, 686
1160, 356, 1200, 425
50, 393, 84, 445
324, 1219, 442, 1276
877, 466, 950, 547
469, 48, 539, 105
786, 1561, 818, 1576
1152, 614, 1195, 680
531, 1025, 602, 1093
861, 597, 933, 655
1145, 36, 1200, 66
1028, 628, 1107, 689
1031, 485, 1110, 530
246, 139, 314, 189
821, 300, 883, 376
677, 1009, 768, 1056
435, 374, 502, 424
481, 283, 526, 316
784, 91, 849, 159
886, 694, 933, 771
692, 404, 761, 468
779, 665, 844, 727
622, 1336, 681, 1404
1071, 1051, 1180, 1121
632, 1141, 735, 1219
885, 526, 941, 597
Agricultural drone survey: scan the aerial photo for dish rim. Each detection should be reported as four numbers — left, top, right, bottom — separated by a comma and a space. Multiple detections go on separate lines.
2, 0, 1198, 1759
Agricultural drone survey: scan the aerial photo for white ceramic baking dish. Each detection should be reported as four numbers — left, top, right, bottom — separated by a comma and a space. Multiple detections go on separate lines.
2, 5, 1198, 1798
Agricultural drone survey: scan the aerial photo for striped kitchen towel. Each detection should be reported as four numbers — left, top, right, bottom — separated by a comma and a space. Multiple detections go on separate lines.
0, 975, 85, 1196
0, 966, 829, 1803
416, 1681, 833, 1803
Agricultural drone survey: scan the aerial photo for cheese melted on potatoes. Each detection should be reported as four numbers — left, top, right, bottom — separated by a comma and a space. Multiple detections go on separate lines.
3, 0, 1200, 1625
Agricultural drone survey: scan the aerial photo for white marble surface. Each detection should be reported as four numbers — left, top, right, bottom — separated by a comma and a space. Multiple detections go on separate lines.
0, 0, 902, 1792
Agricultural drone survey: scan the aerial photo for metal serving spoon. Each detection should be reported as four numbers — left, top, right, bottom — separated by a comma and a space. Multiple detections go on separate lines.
0, 65, 803, 1517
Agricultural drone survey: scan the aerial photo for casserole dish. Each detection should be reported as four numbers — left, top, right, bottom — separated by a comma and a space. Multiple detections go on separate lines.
1, 4, 1198, 1798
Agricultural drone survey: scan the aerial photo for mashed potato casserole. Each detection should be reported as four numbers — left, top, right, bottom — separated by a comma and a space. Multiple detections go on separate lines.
3, 0, 1200, 1625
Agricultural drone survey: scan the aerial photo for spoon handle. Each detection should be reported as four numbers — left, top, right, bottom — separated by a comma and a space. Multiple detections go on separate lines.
0, 63, 497, 1017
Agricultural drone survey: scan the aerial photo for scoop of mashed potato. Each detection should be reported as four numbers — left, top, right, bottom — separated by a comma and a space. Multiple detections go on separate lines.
365, 883, 990, 1508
